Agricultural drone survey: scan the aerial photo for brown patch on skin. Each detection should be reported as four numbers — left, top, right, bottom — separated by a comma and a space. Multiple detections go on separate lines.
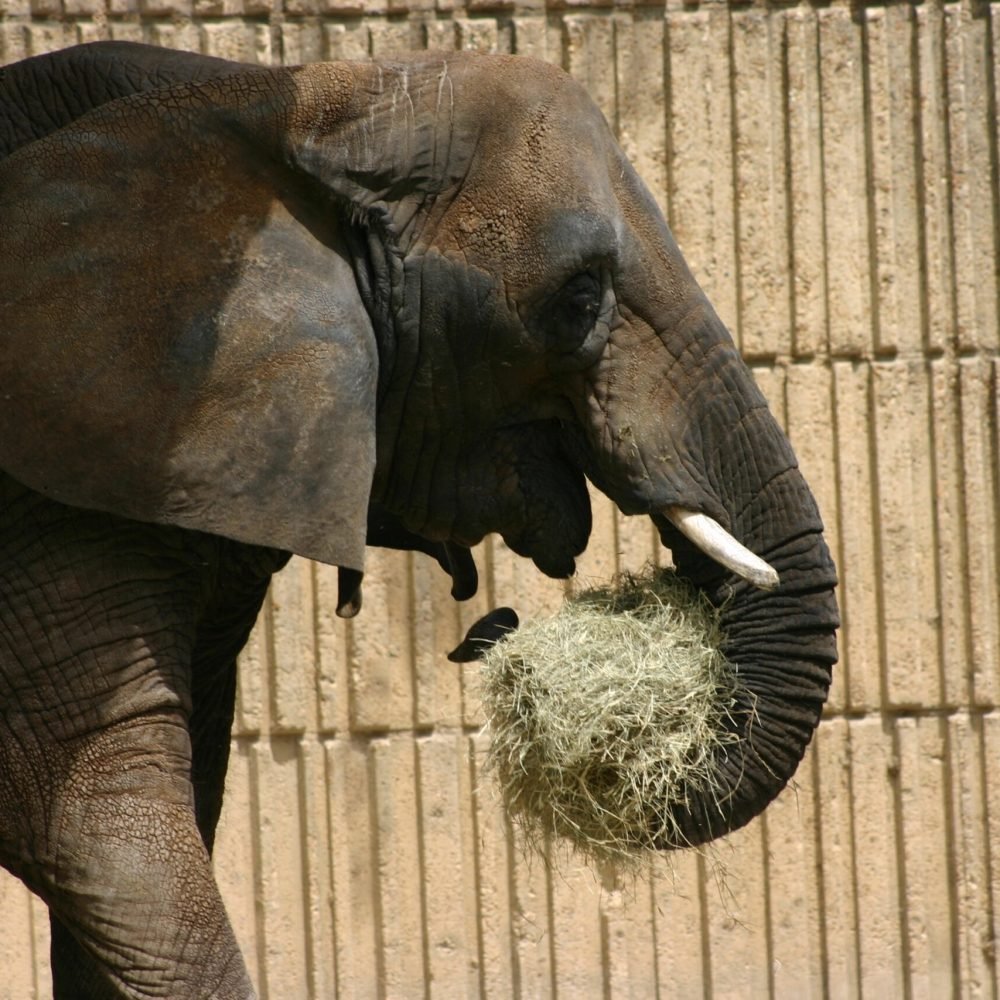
284, 62, 358, 144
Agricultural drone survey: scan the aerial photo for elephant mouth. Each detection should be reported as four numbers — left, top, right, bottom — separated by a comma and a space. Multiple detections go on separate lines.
551, 424, 779, 592
465, 421, 593, 579
475, 442, 779, 590
387, 420, 593, 580
401, 410, 780, 592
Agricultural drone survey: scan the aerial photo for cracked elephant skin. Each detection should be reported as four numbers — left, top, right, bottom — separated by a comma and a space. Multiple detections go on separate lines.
0, 43, 838, 998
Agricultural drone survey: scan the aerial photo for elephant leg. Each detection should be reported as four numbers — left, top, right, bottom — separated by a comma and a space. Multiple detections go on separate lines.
33, 713, 253, 1000
189, 655, 239, 855
47, 650, 251, 997
0, 480, 256, 999
188, 552, 282, 855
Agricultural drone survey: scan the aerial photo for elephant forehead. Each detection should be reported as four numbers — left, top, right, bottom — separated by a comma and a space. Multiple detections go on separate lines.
437, 133, 619, 284
425, 59, 617, 253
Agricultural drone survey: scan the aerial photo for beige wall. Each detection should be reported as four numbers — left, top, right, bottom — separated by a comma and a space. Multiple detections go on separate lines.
2, 0, 999, 995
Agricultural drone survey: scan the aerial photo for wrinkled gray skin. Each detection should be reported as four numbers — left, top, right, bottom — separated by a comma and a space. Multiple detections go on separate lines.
0, 43, 838, 999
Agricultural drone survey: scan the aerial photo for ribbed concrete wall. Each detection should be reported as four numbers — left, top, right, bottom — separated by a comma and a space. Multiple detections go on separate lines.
1, 1, 999, 995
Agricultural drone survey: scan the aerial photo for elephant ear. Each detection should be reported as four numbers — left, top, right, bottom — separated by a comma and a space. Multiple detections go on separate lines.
0, 41, 254, 159
0, 77, 377, 574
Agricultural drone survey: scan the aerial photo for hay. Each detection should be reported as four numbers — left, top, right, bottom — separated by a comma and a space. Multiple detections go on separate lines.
479, 566, 741, 867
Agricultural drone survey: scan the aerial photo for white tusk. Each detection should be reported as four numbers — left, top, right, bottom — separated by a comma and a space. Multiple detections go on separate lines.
664, 506, 780, 591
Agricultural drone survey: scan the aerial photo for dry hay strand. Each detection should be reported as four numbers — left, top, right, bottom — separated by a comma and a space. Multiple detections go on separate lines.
480, 566, 741, 868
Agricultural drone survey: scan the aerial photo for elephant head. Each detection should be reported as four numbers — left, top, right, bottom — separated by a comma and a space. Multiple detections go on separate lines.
0, 50, 837, 847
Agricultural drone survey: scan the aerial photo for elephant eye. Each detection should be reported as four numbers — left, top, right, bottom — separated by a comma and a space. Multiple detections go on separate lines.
548, 272, 602, 353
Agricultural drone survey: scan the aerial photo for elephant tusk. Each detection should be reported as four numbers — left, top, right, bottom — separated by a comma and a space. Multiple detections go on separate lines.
664, 506, 780, 591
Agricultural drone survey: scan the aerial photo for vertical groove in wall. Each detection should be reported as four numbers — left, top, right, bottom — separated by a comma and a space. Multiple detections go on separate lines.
991, 359, 1000, 704
984, 714, 1000, 997
247, 739, 269, 997
724, 1, 744, 355
0, 2, 998, 996
888, 717, 914, 999
858, 9, 883, 361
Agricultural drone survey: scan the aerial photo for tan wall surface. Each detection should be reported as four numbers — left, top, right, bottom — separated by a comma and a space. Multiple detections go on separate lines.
2, 0, 999, 995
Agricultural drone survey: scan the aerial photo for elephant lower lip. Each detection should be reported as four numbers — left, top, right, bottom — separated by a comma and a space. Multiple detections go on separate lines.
531, 552, 576, 579
662, 506, 779, 590
497, 525, 579, 579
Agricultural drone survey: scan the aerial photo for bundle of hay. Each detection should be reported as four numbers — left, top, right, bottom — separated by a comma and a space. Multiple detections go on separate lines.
479, 567, 741, 866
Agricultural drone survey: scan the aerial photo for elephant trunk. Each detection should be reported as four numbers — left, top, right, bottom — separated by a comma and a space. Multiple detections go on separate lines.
653, 460, 838, 846
601, 303, 839, 847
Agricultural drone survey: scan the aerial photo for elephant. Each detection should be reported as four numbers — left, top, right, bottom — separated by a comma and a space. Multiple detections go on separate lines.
0, 42, 839, 999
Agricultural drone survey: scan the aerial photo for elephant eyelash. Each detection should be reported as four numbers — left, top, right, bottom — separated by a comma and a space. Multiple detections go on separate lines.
546, 272, 602, 353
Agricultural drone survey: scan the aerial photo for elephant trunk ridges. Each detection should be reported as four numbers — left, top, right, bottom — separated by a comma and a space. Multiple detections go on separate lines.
650, 405, 839, 847
652, 501, 837, 846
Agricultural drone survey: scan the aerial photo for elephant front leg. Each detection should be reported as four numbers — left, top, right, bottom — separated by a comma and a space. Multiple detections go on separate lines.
32, 715, 253, 1000
0, 671, 255, 1000
0, 480, 256, 999
0, 691, 255, 1000
187, 555, 279, 857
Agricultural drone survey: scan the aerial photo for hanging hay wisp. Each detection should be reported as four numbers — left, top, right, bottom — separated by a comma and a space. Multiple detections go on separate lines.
479, 567, 742, 866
